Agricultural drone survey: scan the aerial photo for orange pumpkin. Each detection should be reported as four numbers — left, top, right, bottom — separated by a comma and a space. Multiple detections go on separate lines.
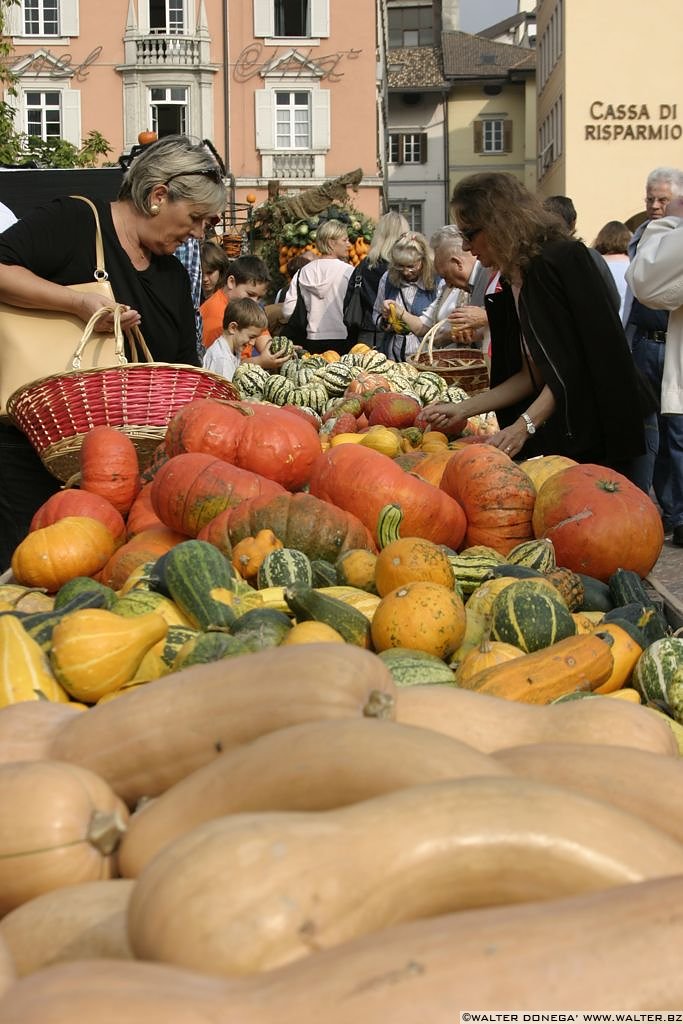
371, 581, 466, 659
374, 538, 455, 597
125, 483, 164, 538
231, 530, 283, 581
336, 549, 378, 592
11, 517, 116, 593
97, 526, 186, 591
29, 489, 126, 548
532, 463, 664, 581
79, 427, 141, 517
440, 444, 536, 555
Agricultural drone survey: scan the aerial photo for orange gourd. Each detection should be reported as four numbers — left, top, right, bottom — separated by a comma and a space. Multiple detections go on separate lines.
11, 517, 116, 592
374, 537, 454, 596
371, 581, 466, 659
29, 490, 126, 548
79, 426, 141, 517
231, 530, 283, 582
335, 548, 378, 592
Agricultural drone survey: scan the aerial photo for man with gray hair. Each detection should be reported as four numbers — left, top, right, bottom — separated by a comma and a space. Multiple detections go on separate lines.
625, 166, 683, 538
383, 224, 489, 347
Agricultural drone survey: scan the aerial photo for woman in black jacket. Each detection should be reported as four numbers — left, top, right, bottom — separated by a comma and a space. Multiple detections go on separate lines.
343, 210, 408, 346
423, 172, 650, 481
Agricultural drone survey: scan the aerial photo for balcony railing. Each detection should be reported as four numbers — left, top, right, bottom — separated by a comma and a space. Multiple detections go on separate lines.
135, 34, 200, 66
272, 152, 316, 178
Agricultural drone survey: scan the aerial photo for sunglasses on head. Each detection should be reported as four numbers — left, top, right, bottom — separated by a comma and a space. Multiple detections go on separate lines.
164, 166, 224, 186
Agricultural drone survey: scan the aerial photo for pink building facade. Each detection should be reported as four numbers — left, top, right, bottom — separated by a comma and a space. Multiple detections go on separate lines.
4, 0, 384, 218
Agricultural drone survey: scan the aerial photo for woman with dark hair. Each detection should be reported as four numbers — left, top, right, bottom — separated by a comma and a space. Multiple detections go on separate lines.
423, 172, 649, 478
0, 134, 227, 567
592, 221, 633, 320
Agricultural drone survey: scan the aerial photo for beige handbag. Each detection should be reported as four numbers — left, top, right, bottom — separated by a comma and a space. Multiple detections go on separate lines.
0, 195, 125, 414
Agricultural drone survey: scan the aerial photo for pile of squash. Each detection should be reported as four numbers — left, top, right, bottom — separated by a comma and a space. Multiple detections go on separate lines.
4, 404, 683, 1014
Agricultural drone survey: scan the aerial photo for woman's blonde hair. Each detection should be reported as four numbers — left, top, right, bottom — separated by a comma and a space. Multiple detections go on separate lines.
316, 218, 349, 255
450, 172, 569, 278
119, 135, 227, 216
366, 211, 410, 267
387, 231, 437, 290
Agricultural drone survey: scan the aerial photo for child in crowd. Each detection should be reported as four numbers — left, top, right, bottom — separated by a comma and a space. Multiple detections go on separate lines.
203, 297, 288, 380
200, 254, 271, 350
200, 241, 231, 300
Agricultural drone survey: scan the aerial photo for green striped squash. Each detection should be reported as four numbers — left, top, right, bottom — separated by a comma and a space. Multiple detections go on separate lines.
280, 358, 302, 382
172, 631, 252, 671
154, 540, 237, 631
269, 336, 295, 358
358, 350, 391, 372
506, 538, 557, 573
444, 384, 471, 403
632, 636, 683, 705
232, 362, 268, 398
412, 374, 445, 405
448, 546, 506, 595
257, 548, 313, 589
294, 363, 319, 385
490, 579, 576, 653
318, 363, 355, 396
291, 382, 328, 413
262, 374, 295, 406
310, 559, 339, 587
229, 608, 293, 651
157, 625, 200, 670
377, 647, 455, 687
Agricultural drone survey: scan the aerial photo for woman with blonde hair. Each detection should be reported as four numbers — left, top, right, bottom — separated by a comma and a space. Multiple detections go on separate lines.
372, 230, 440, 360
280, 218, 353, 353
342, 210, 409, 346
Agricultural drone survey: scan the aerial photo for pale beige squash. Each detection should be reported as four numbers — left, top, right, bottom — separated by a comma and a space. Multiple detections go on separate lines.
0, 879, 134, 976
0, 702, 84, 765
0, 761, 128, 916
48, 645, 397, 808
119, 718, 510, 877
395, 683, 678, 756
127, 775, 683, 975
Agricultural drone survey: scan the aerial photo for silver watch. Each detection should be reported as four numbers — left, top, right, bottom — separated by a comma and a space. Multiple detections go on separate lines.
521, 413, 536, 435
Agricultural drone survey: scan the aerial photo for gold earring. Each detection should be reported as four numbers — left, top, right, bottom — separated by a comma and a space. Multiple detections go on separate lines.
149, 204, 160, 216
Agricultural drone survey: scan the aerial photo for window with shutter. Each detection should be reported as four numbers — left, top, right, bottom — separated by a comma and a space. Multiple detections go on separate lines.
60, 87, 81, 145
475, 118, 512, 155
473, 120, 484, 153
60, 0, 79, 35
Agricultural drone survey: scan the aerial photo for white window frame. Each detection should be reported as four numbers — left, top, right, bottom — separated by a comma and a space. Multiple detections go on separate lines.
388, 200, 423, 233
275, 90, 311, 149
253, 0, 329, 42
148, 85, 189, 136
482, 118, 504, 154
9, 0, 78, 40
388, 131, 427, 165
255, 82, 329, 178
139, 0, 193, 36
11, 83, 81, 145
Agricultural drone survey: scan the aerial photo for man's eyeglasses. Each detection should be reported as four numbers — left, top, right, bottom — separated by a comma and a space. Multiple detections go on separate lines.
165, 166, 224, 186
460, 226, 483, 243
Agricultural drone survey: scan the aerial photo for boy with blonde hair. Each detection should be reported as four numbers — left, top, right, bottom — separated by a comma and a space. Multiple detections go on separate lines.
203, 297, 286, 380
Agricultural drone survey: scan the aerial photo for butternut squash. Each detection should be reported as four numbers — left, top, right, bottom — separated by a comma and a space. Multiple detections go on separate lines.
0, 931, 13, 998
0, 761, 128, 916
457, 633, 613, 704
0, 702, 84, 765
119, 718, 510, 877
496, 741, 683, 845
48, 646, 397, 807
127, 775, 683, 975
395, 684, 679, 756
8, 876, 683, 1019
0, 879, 134, 976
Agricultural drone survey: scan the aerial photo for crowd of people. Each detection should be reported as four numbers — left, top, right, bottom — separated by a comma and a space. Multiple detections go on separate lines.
1, 134, 682, 569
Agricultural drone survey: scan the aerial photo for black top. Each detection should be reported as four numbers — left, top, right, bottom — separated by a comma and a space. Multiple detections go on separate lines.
486, 238, 649, 466
0, 196, 198, 365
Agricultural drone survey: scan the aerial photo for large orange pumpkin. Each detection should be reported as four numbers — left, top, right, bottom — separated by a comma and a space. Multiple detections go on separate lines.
532, 463, 664, 581
125, 483, 164, 538
439, 444, 536, 555
233, 404, 322, 491
150, 453, 285, 537
96, 526, 186, 590
30, 489, 126, 548
164, 399, 248, 462
308, 445, 466, 550
79, 427, 141, 517
371, 581, 466, 659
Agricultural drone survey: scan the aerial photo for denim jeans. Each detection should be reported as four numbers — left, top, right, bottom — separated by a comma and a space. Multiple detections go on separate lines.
631, 334, 683, 527
0, 423, 61, 571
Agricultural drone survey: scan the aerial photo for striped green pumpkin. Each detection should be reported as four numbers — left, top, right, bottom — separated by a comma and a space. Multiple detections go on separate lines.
318, 362, 355, 396
291, 381, 328, 413
490, 580, 576, 653
294, 363, 320, 385
257, 548, 314, 589
280, 358, 302, 381
444, 384, 471, 403
632, 637, 683, 706
262, 374, 296, 405
412, 374, 445, 405
506, 538, 557, 573
448, 546, 506, 595
357, 350, 390, 372
232, 362, 268, 398
377, 647, 455, 687
269, 336, 295, 359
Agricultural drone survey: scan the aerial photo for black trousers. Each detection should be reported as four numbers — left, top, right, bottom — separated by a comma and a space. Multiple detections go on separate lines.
0, 423, 61, 571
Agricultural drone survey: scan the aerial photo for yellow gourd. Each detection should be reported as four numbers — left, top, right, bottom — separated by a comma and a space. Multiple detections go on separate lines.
49, 609, 168, 703
454, 624, 525, 684
359, 426, 401, 458
0, 617, 70, 708
281, 621, 346, 645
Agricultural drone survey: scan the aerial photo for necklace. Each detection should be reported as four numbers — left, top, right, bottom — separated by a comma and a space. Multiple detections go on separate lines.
115, 205, 149, 268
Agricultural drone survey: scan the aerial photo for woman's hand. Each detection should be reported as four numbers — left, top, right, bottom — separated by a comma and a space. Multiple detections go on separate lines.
421, 401, 471, 436
76, 292, 142, 332
489, 423, 528, 460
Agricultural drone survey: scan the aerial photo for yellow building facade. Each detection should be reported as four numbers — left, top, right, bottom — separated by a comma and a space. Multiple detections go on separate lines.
537, 0, 683, 242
